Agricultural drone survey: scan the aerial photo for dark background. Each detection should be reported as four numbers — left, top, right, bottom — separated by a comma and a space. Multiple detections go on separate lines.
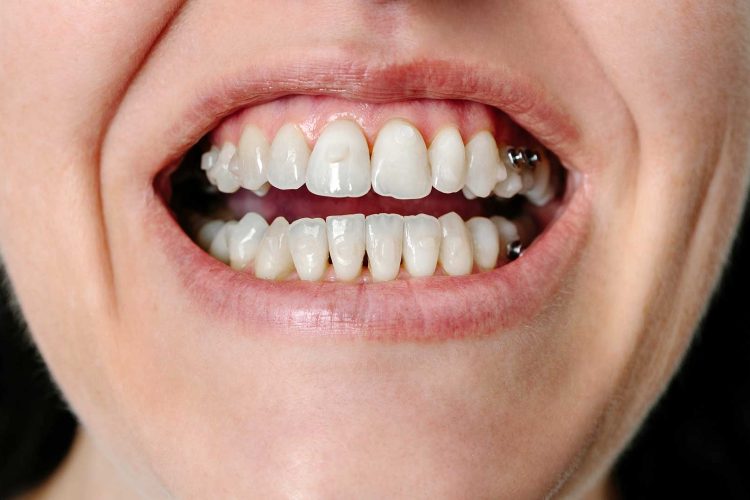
1, 206, 748, 498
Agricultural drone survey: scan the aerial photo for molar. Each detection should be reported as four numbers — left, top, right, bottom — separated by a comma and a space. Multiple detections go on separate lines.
365, 213, 404, 282
429, 126, 467, 194
466, 217, 500, 271
524, 153, 553, 206
228, 212, 268, 270
210, 143, 241, 193
288, 218, 329, 281
326, 214, 366, 281
268, 123, 310, 190
254, 217, 295, 280
438, 212, 473, 276
465, 131, 507, 198
402, 214, 441, 277
371, 119, 431, 199
306, 120, 371, 197
237, 125, 270, 190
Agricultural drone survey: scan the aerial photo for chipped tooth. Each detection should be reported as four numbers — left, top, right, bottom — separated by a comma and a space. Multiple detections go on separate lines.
402, 214, 441, 277
197, 219, 225, 250
252, 183, 271, 197
465, 131, 507, 198
493, 169, 523, 198
229, 212, 268, 270
210, 143, 241, 193
268, 123, 310, 190
429, 126, 467, 194
365, 214, 404, 282
306, 120, 371, 197
371, 119, 431, 199
237, 125, 270, 190
438, 212, 473, 276
254, 217, 295, 280
288, 218, 329, 281
326, 214, 366, 281
490, 216, 520, 260
208, 220, 237, 264
466, 217, 500, 271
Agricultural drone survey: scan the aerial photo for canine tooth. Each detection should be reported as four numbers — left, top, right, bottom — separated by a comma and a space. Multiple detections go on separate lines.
326, 214, 366, 281
307, 120, 371, 197
208, 221, 237, 264
465, 132, 507, 198
525, 153, 552, 205
237, 125, 270, 190
490, 216, 520, 260
201, 146, 219, 171
288, 218, 329, 281
211, 143, 241, 193
365, 214, 404, 282
229, 212, 268, 270
402, 214, 441, 277
429, 126, 467, 194
268, 124, 310, 190
371, 119, 431, 199
438, 212, 473, 276
197, 219, 225, 250
254, 217, 295, 280
493, 169, 523, 198
466, 217, 500, 271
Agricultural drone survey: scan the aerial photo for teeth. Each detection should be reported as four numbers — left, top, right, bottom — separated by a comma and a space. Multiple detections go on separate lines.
268, 123, 310, 190
254, 217, 295, 280
237, 125, 270, 190
208, 221, 237, 264
326, 214, 366, 281
306, 120, 371, 197
465, 131, 507, 198
462, 186, 477, 200
438, 212, 473, 276
288, 218, 329, 281
429, 127, 467, 194
525, 153, 553, 206
402, 214, 441, 277
371, 119, 431, 200
197, 219, 225, 250
493, 169, 523, 198
365, 214, 404, 282
201, 146, 219, 172
210, 143, 241, 193
490, 216, 520, 261
466, 217, 500, 271
228, 212, 268, 270
252, 183, 271, 197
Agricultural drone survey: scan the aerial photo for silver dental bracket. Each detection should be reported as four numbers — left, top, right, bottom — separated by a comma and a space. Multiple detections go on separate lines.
505, 147, 540, 171
506, 240, 524, 261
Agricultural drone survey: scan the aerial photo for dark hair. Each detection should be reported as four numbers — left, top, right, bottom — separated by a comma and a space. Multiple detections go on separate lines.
1, 207, 748, 497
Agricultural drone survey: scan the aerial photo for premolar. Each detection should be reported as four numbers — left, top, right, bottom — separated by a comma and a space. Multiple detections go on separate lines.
466, 217, 500, 271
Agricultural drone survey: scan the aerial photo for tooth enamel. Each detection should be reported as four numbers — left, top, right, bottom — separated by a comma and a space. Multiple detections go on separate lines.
208, 221, 237, 264
402, 214, 441, 277
429, 126, 467, 194
306, 120, 371, 197
228, 212, 268, 270
466, 217, 500, 271
465, 132, 507, 198
525, 154, 552, 206
201, 146, 219, 172
493, 169, 523, 198
197, 219, 225, 250
438, 212, 473, 276
288, 218, 329, 281
252, 183, 271, 197
237, 125, 270, 190
490, 216, 520, 260
210, 143, 241, 193
462, 186, 477, 200
254, 217, 295, 280
268, 123, 310, 190
371, 119, 431, 199
326, 214, 366, 281
365, 214, 404, 282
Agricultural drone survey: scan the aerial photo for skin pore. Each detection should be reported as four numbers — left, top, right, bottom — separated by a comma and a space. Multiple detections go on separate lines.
1, 1, 749, 498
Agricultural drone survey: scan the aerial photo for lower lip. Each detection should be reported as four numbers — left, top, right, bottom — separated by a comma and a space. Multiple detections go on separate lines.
151, 174, 590, 341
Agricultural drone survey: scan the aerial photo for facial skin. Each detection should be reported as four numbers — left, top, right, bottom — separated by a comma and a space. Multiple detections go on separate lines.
1, 1, 749, 498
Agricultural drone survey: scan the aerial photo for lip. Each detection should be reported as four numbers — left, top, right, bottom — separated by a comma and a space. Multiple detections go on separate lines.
147, 57, 592, 340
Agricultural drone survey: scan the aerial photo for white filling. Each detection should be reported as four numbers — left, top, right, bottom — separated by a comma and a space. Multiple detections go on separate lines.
306, 120, 371, 197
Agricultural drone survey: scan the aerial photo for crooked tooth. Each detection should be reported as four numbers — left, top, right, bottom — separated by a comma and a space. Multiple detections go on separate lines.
429, 126, 467, 194
228, 212, 268, 270
465, 132, 507, 198
490, 216, 520, 261
326, 214, 366, 281
288, 218, 329, 281
493, 169, 523, 198
268, 123, 310, 190
525, 153, 553, 206
197, 219, 225, 250
466, 217, 500, 271
365, 214, 404, 282
254, 217, 294, 280
237, 125, 270, 191
210, 143, 241, 193
371, 119, 431, 199
306, 120, 371, 197
438, 212, 473, 276
208, 221, 237, 264
402, 214, 441, 277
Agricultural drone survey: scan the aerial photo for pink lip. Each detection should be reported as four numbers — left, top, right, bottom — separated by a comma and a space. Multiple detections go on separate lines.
150, 58, 592, 341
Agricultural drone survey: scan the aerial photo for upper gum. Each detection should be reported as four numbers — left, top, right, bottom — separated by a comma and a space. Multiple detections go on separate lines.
210, 94, 527, 147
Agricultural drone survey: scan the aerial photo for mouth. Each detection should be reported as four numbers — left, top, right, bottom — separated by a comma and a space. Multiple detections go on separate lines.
150, 61, 591, 340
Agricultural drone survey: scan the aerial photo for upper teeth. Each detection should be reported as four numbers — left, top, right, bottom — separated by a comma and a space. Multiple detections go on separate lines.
203, 118, 552, 201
